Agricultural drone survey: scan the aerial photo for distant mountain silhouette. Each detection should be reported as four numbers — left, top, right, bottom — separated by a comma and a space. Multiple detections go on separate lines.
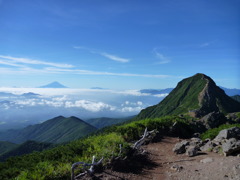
0, 116, 97, 144
219, 86, 240, 96
86, 116, 134, 129
39, 81, 68, 88
139, 88, 173, 95
21, 92, 40, 97
140, 87, 240, 96
136, 73, 240, 120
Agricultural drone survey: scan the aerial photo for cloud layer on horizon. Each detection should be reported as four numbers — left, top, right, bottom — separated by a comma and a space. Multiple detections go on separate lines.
0, 88, 168, 127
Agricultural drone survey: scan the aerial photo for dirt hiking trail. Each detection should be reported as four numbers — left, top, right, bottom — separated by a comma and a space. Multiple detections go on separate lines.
85, 137, 240, 180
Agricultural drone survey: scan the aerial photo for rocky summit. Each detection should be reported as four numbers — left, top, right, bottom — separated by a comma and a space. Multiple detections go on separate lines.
136, 73, 240, 120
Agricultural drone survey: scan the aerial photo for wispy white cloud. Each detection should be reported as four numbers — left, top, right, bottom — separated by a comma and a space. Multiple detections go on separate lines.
199, 40, 216, 48
0, 59, 27, 67
44, 67, 171, 78
0, 63, 172, 79
100, 52, 129, 63
0, 55, 74, 68
74, 46, 130, 63
152, 48, 171, 64
200, 42, 210, 47
0, 53, 174, 79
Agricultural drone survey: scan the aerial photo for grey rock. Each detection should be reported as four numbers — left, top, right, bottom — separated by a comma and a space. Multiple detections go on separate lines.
222, 138, 240, 156
173, 140, 189, 154
214, 127, 240, 142
170, 164, 183, 172
200, 157, 213, 163
200, 141, 217, 152
227, 113, 240, 123
186, 146, 198, 157
190, 138, 203, 150
212, 146, 221, 153
199, 112, 227, 130
193, 133, 201, 138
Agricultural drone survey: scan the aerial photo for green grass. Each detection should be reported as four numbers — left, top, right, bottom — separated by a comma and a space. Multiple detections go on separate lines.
0, 115, 192, 179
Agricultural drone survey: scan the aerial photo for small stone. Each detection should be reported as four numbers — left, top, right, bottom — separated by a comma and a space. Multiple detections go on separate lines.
200, 157, 213, 163
170, 164, 183, 172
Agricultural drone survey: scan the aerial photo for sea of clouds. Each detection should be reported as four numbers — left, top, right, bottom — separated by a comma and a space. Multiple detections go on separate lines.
0, 88, 168, 130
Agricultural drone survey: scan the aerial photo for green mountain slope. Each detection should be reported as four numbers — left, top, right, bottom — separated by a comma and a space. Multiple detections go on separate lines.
0, 141, 53, 161
0, 116, 97, 144
0, 141, 18, 155
136, 73, 240, 120
86, 116, 134, 129
0, 115, 190, 179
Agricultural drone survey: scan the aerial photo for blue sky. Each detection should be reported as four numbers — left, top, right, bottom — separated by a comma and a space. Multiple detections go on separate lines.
0, 0, 239, 89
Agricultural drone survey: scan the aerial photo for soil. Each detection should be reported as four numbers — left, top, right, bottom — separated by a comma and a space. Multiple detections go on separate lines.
82, 137, 240, 180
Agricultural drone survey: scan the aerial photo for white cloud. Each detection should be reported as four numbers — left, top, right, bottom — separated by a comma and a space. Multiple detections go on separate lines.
152, 48, 171, 64
100, 52, 129, 63
153, 93, 169, 97
0, 121, 6, 125
121, 106, 143, 112
44, 67, 171, 78
137, 101, 143, 105
65, 100, 116, 112
74, 46, 129, 63
0, 55, 74, 68
0, 59, 26, 67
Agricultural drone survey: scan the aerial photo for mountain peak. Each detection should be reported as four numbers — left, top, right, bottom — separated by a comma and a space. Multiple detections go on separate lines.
136, 73, 240, 120
39, 81, 68, 88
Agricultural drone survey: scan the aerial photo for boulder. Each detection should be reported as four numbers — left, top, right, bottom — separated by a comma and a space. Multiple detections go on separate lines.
173, 140, 189, 154
200, 141, 217, 152
199, 112, 227, 130
186, 146, 198, 157
214, 127, 240, 142
189, 138, 203, 150
222, 138, 240, 156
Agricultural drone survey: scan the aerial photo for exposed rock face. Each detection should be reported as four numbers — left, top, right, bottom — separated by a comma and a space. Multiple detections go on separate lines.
194, 74, 240, 118
198, 112, 227, 130
227, 113, 240, 123
136, 73, 240, 120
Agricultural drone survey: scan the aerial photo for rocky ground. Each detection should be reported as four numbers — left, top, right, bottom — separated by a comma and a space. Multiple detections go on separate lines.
84, 136, 240, 180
